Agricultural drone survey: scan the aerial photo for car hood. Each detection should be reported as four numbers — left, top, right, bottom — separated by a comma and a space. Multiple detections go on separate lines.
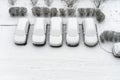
66, 34, 79, 44
32, 35, 45, 43
14, 35, 26, 43
49, 35, 62, 46
84, 36, 98, 46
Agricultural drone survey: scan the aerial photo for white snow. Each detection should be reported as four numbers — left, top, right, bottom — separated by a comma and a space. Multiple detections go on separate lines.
112, 43, 120, 57
83, 18, 98, 46
32, 18, 46, 45
14, 18, 30, 44
1, 26, 120, 80
66, 17, 79, 46
83, 18, 96, 36
76, 0, 95, 8
98, 0, 120, 53
50, 0, 66, 8
1, 0, 120, 79
49, 17, 63, 46
0, 0, 35, 25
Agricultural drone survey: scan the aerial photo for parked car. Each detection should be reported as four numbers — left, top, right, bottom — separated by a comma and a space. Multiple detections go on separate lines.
32, 18, 46, 46
83, 18, 98, 47
14, 18, 30, 45
66, 17, 80, 47
49, 17, 63, 47
112, 43, 120, 58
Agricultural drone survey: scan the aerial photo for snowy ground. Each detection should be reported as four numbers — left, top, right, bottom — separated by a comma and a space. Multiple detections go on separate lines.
1, 26, 120, 80
0, 0, 120, 80
98, 0, 120, 52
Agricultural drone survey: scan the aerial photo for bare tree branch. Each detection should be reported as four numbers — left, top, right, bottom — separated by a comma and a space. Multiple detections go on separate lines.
92, 0, 107, 8
31, 0, 38, 6
8, 0, 17, 5
62, 0, 78, 7
44, 0, 53, 6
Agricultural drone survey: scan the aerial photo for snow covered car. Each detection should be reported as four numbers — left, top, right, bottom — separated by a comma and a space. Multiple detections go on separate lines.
112, 43, 120, 58
32, 18, 46, 46
66, 17, 80, 47
14, 18, 30, 45
49, 17, 63, 47
83, 18, 98, 47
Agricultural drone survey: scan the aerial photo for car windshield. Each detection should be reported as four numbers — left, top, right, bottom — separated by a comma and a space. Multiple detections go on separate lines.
67, 29, 78, 36
51, 29, 61, 36
33, 29, 45, 36
15, 30, 25, 36
85, 27, 96, 36
50, 22, 62, 36
84, 19, 96, 36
